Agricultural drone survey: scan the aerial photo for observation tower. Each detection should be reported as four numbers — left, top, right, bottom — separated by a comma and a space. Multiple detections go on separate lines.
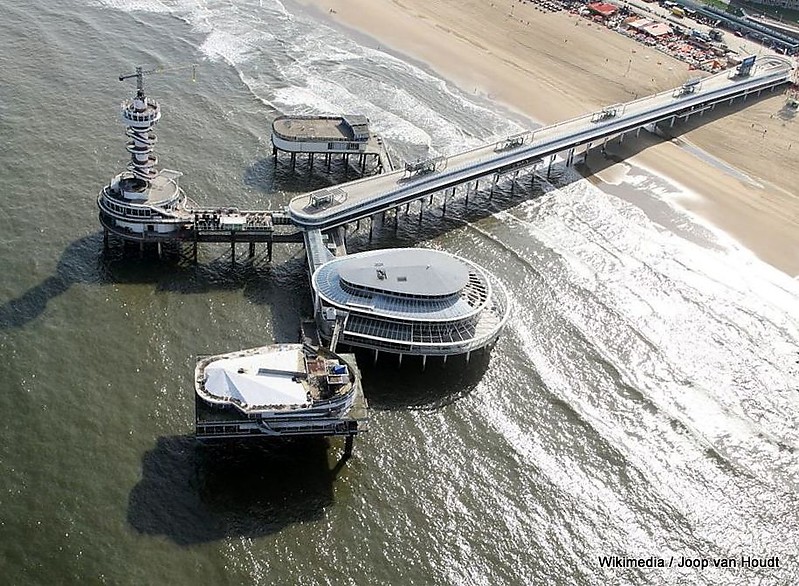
311, 248, 510, 366
98, 67, 191, 241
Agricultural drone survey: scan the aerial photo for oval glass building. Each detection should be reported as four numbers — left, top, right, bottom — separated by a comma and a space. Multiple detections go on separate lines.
311, 248, 510, 362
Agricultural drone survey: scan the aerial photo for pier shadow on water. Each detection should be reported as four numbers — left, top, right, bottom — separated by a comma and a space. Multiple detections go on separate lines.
0, 231, 309, 339
355, 348, 492, 411
0, 233, 103, 330
244, 156, 362, 195
127, 435, 345, 545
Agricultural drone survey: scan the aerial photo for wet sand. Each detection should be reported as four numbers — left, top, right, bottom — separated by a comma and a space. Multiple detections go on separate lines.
301, 0, 799, 276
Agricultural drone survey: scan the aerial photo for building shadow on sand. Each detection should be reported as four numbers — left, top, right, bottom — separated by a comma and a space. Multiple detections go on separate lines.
127, 435, 348, 545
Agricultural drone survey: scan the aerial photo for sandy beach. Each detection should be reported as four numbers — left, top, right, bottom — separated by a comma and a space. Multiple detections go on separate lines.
299, 0, 799, 276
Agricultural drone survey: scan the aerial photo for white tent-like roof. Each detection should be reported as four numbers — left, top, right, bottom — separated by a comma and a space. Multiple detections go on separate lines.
203, 347, 309, 409
643, 22, 672, 37
628, 18, 653, 30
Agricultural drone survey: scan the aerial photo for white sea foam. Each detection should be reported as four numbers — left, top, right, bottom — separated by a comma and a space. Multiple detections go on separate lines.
90, 0, 520, 164
499, 174, 799, 483
90, 0, 176, 13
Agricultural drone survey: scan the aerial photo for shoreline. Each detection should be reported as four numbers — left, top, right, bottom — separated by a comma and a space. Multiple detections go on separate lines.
297, 0, 799, 276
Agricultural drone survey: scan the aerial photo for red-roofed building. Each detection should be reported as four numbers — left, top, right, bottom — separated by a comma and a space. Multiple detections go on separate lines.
587, 2, 618, 18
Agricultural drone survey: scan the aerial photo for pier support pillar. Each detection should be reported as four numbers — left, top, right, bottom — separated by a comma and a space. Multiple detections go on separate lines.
369, 218, 373, 241
374, 349, 379, 365
636, 127, 641, 138
267, 241, 273, 262
360, 155, 366, 174
157, 242, 162, 259
422, 355, 427, 371
442, 194, 447, 215
669, 116, 676, 128
728, 98, 734, 105
290, 152, 296, 170
443, 355, 447, 365
398, 353, 403, 367
344, 434, 354, 458
273, 146, 278, 163
231, 239, 236, 263
139, 241, 144, 258
547, 156, 554, 178
309, 153, 314, 170
490, 174, 498, 197
193, 240, 198, 263
249, 242, 255, 258
466, 351, 471, 364
619, 132, 625, 144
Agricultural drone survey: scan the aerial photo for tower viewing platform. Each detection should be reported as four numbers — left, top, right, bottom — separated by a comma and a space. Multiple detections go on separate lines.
98, 67, 191, 240
99, 67, 300, 258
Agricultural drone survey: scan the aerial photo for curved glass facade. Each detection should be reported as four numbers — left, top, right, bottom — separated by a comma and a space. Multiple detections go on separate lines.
312, 248, 510, 356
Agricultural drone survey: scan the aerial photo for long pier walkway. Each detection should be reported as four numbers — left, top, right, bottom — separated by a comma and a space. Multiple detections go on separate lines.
101, 206, 303, 260
288, 56, 794, 231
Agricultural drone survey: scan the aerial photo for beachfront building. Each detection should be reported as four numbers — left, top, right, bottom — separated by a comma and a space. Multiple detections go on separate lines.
310, 248, 510, 364
587, 2, 619, 19
627, 17, 673, 39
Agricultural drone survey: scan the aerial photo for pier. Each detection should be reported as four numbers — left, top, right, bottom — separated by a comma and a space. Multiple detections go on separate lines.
100, 205, 302, 261
102, 57, 794, 263
99, 56, 795, 445
288, 56, 794, 230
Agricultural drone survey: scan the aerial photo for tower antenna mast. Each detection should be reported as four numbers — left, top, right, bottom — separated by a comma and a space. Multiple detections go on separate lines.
118, 64, 197, 96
